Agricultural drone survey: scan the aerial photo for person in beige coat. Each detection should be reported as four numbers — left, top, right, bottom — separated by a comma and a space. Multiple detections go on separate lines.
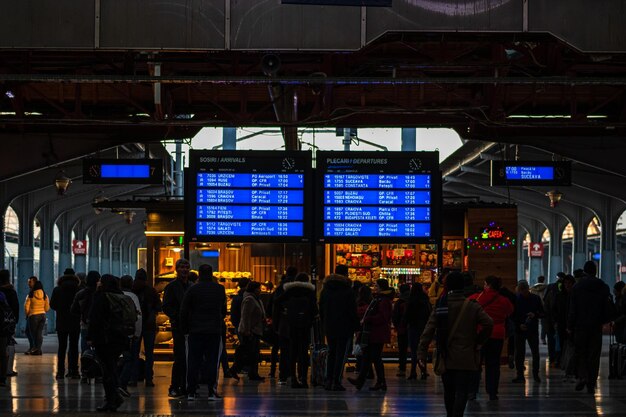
24, 279, 50, 355
418, 272, 493, 417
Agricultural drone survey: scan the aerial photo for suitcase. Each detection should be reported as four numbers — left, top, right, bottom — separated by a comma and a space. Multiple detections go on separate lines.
608, 331, 626, 379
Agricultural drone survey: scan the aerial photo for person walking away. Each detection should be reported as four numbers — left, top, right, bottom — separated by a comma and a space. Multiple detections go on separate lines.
272, 266, 298, 384
50, 269, 81, 379
512, 280, 544, 383
392, 284, 411, 377
347, 279, 394, 391
405, 283, 431, 380
180, 264, 226, 401
418, 271, 494, 417
276, 272, 318, 388
24, 276, 38, 353
118, 275, 143, 396
87, 274, 137, 412
554, 274, 576, 378
0, 270, 18, 377
568, 261, 613, 393
24, 279, 49, 355
132, 268, 161, 387
543, 273, 565, 365
230, 281, 266, 381
71, 270, 99, 382
530, 276, 548, 345
162, 258, 192, 398
612, 281, 626, 344
230, 278, 249, 339
468, 276, 514, 401
319, 273, 358, 391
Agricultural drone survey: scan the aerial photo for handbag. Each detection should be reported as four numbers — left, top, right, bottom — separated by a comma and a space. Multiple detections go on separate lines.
434, 299, 470, 376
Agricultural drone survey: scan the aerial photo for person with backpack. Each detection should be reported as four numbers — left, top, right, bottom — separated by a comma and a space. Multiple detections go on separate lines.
274, 272, 318, 388
392, 284, 411, 377
118, 275, 143, 397
512, 280, 544, 384
229, 281, 266, 382
24, 279, 49, 355
347, 279, 395, 392
87, 274, 137, 412
0, 270, 18, 378
468, 276, 514, 401
405, 283, 431, 380
50, 269, 81, 380
162, 258, 192, 398
131, 268, 161, 387
180, 264, 226, 401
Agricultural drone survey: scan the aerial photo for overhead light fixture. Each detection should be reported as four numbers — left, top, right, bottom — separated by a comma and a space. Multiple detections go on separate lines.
546, 190, 563, 208
226, 243, 243, 250
93, 192, 108, 214
54, 171, 72, 195
124, 210, 136, 224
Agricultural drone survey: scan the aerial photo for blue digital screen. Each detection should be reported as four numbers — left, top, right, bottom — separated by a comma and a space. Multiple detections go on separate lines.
324, 206, 430, 221
197, 205, 304, 221
197, 222, 303, 237
200, 250, 220, 257
324, 190, 430, 205
504, 166, 555, 181
324, 222, 431, 238
198, 189, 304, 205
198, 173, 304, 188
101, 164, 150, 178
324, 174, 430, 189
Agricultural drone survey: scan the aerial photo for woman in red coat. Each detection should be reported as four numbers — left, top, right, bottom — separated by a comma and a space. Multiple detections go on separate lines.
468, 275, 514, 401
348, 279, 394, 391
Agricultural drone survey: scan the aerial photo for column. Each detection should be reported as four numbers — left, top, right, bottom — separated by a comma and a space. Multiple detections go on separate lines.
121, 237, 131, 276
517, 226, 526, 281
527, 220, 544, 285
572, 207, 588, 272
99, 229, 111, 274
87, 224, 100, 273
111, 233, 121, 277
57, 213, 72, 278
14, 195, 35, 337
401, 128, 417, 152
0, 204, 7, 270
548, 215, 564, 283
223, 127, 237, 150
599, 198, 618, 283
37, 205, 56, 332
73, 219, 87, 274
130, 238, 138, 273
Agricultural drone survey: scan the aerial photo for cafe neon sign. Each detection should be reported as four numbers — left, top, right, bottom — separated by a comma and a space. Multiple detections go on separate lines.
466, 221, 516, 251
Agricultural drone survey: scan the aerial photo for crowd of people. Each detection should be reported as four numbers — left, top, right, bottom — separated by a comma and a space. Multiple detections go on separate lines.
0, 259, 621, 416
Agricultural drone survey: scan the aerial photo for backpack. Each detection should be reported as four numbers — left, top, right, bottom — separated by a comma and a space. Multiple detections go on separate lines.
0, 301, 16, 337
104, 293, 137, 338
286, 295, 313, 328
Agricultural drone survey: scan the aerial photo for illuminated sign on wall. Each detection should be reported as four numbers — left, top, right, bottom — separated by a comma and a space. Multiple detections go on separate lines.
467, 222, 516, 251
83, 159, 163, 184
490, 161, 571, 186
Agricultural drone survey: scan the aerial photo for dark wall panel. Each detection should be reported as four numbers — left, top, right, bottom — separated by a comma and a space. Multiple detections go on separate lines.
367, 0, 523, 42
231, 0, 361, 50
530, 0, 626, 52
100, 0, 225, 49
0, 0, 94, 48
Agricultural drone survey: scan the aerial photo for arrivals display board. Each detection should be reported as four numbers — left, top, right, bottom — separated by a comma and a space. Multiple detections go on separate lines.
490, 161, 572, 186
316, 151, 441, 243
186, 151, 312, 243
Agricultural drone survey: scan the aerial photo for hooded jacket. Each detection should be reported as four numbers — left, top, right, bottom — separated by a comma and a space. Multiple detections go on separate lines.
239, 291, 266, 337
25, 289, 49, 317
362, 290, 394, 344
319, 274, 358, 339
274, 281, 318, 332
530, 282, 548, 300
87, 287, 128, 347
568, 276, 611, 330
179, 279, 226, 335
418, 292, 493, 371
50, 274, 81, 333
469, 287, 514, 339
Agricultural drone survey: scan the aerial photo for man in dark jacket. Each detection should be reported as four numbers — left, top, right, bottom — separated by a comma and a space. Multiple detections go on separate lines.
180, 264, 226, 401
230, 277, 250, 338
512, 280, 544, 383
87, 275, 130, 412
0, 270, 18, 378
50, 269, 81, 379
274, 272, 318, 388
162, 258, 191, 398
271, 266, 298, 384
319, 273, 358, 391
71, 271, 100, 357
568, 261, 611, 393
132, 268, 161, 387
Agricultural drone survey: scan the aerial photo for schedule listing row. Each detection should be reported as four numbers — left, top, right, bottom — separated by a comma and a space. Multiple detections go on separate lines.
197, 189, 304, 204
197, 173, 304, 188
196, 221, 304, 237
324, 190, 430, 205
197, 205, 303, 221
324, 206, 430, 221
324, 222, 431, 238
324, 174, 430, 189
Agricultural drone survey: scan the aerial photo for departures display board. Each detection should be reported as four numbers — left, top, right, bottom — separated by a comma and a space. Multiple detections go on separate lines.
316, 151, 441, 243
186, 151, 312, 243
490, 161, 572, 186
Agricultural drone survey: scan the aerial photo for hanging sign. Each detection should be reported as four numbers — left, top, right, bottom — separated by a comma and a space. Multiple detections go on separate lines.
528, 242, 544, 258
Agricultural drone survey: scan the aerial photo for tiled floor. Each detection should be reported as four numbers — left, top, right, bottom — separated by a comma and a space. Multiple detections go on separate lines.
5, 336, 626, 416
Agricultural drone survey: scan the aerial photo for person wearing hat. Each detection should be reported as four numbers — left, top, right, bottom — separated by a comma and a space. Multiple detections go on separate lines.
512, 280, 544, 383
131, 268, 161, 387
162, 258, 192, 398
51, 268, 81, 379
